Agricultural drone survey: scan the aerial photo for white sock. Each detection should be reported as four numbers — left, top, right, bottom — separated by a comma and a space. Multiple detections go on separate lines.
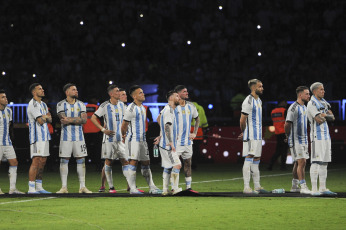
35, 180, 43, 191
318, 164, 328, 191
28, 181, 36, 192
163, 168, 172, 192
243, 158, 253, 188
9, 166, 17, 190
105, 165, 114, 188
251, 160, 261, 189
60, 159, 69, 188
127, 165, 137, 191
141, 166, 156, 190
76, 159, 86, 189
171, 168, 180, 190
310, 163, 319, 192
292, 179, 299, 188
185, 177, 192, 189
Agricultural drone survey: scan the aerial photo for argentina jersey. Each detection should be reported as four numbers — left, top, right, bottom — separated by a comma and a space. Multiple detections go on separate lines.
27, 99, 51, 144
123, 102, 146, 142
57, 99, 86, 141
286, 102, 308, 147
174, 102, 199, 146
307, 96, 331, 141
241, 95, 262, 141
0, 107, 13, 146
95, 100, 125, 142
159, 105, 178, 150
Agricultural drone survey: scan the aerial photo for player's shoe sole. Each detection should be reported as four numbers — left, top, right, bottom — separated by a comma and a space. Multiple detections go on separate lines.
98, 186, 106, 192
130, 189, 144, 194
320, 190, 337, 196
109, 188, 117, 194
9, 189, 25, 194
79, 187, 92, 193
290, 188, 300, 192
27, 191, 40, 194
37, 190, 52, 194
56, 187, 69, 194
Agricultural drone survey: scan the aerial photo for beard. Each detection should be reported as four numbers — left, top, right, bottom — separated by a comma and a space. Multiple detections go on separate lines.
71, 95, 78, 99
174, 101, 180, 105
255, 89, 263, 96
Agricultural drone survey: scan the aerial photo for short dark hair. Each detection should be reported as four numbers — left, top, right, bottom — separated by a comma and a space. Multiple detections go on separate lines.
174, 85, 186, 93
0, 89, 5, 94
63, 83, 76, 92
129, 85, 141, 96
166, 90, 176, 101
119, 88, 126, 92
29, 83, 41, 94
248, 79, 261, 89
296, 86, 309, 95
107, 85, 118, 93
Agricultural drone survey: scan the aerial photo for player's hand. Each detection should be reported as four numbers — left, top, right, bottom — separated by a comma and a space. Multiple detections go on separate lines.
189, 133, 196, 140
167, 142, 176, 152
104, 130, 115, 136
121, 134, 126, 143
238, 133, 243, 140
153, 136, 161, 145
60, 117, 70, 125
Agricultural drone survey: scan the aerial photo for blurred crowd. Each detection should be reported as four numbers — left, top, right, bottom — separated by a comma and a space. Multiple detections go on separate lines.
0, 0, 345, 120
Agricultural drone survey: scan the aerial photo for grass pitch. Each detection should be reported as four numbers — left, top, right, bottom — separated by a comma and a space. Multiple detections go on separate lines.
0, 163, 346, 229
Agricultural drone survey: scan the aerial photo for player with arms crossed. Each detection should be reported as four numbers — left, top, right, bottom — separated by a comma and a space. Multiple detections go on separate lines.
307, 82, 336, 196
0, 90, 24, 194
154, 90, 182, 195
27, 83, 52, 194
91, 85, 128, 193
56, 83, 92, 194
285, 86, 311, 194
239, 79, 268, 194
121, 85, 162, 194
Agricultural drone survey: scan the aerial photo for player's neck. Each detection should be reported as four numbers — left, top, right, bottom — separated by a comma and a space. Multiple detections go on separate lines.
168, 101, 176, 109
179, 99, 186, 106
313, 95, 322, 101
0, 104, 5, 110
66, 97, 76, 104
110, 97, 118, 105
134, 99, 142, 106
251, 92, 259, 99
33, 96, 42, 103
297, 98, 304, 105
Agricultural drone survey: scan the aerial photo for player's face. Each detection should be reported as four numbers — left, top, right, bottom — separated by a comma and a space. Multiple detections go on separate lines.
0, 93, 8, 106
178, 88, 188, 100
119, 91, 127, 103
67, 86, 78, 99
110, 87, 120, 100
301, 89, 310, 103
255, 82, 264, 96
34, 85, 45, 98
172, 93, 180, 105
133, 88, 145, 102
315, 85, 325, 99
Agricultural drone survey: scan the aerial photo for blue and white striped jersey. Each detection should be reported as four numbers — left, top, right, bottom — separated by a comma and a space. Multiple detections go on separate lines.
95, 100, 125, 142
286, 102, 308, 146
57, 99, 86, 142
27, 99, 51, 144
0, 107, 13, 146
123, 102, 146, 142
159, 104, 178, 150
241, 95, 262, 141
307, 96, 331, 141
174, 102, 199, 147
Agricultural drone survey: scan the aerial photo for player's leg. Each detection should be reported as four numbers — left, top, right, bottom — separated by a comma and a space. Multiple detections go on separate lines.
251, 141, 269, 193
73, 141, 91, 193
297, 158, 310, 194
104, 158, 116, 193
140, 142, 161, 194
28, 156, 40, 194
99, 164, 106, 192
242, 141, 255, 193
291, 161, 300, 192
57, 141, 72, 193
4, 146, 24, 194
168, 150, 182, 194
318, 140, 336, 195
35, 156, 51, 193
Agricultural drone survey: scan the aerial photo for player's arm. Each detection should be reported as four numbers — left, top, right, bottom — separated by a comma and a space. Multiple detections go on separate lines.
121, 120, 129, 142
284, 121, 292, 142
60, 112, 87, 125
238, 113, 248, 139
165, 122, 175, 152
190, 116, 200, 140
9, 121, 14, 142
36, 114, 51, 125
314, 113, 326, 124
157, 114, 161, 125
91, 114, 114, 136
321, 110, 335, 122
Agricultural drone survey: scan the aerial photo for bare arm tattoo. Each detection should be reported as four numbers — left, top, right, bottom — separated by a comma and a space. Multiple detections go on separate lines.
193, 117, 200, 135
165, 123, 172, 142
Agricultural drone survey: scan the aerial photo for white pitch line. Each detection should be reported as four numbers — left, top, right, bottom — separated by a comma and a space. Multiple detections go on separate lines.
0, 197, 57, 205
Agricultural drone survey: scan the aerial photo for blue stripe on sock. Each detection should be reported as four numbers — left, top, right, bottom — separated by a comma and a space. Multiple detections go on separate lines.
141, 165, 150, 170
245, 158, 253, 162
163, 168, 172, 174
299, 180, 306, 184
128, 165, 137, 171
172, 168, 180, 173
252, 160, 260, 164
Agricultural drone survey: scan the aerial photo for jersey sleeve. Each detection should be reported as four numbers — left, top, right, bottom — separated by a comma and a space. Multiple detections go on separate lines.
285, 107, 295, 122
163, 109, 173, 125
8, 108, 13, 122
94, 106, 105, 118
57, 101, 64, 114
31, 103, 43, 119
123, 107, 133, 122
241, 97, 252, 115
191, 104, 199, 119
307, 101, 320, 118
80, 102, 86, 113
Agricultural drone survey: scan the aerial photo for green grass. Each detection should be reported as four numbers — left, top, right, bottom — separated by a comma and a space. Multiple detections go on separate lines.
0, 163, 346, 229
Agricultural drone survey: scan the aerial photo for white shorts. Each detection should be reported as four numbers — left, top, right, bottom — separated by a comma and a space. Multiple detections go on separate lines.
101, 141, 126, 160
0, 145, 16, 160
290, 143, 309, 161
127, 141, 150, 161
59, 140, 87, 158
311, 139, 331, 162
30, 141, 50, 158
159, 147, 181, 168
176, 145, 193, 160
242, 140, 262, 157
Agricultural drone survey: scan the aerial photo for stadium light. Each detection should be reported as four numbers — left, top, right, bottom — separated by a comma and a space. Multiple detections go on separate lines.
237, 152, 241, 156
257, 25, 261, 29
187, 40, 191, 45
80, 21, 84, 25
140, 14, 144, 18
202, 149, 207, 154
10, 24, 14, 27
223, 151, 229, 157
208, 155, 212, 159
335, 129, 338, 133
219, 6, 223, 10
262, 140, 265, 146
121, 43, 126, 47
109, 81, 113, 85
215, 142, 219, 146
208, 104, 213, 109
33, 74, 36, 78
9, 102, 14, 105
269, 126, 275, 132
258, 52, 262, 56
1, 71, 5, 76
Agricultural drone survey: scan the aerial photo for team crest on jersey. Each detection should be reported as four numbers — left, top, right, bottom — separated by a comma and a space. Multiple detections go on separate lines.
71, 108, 74, 112
2, 114, 5, 118
115, 109, 119, 113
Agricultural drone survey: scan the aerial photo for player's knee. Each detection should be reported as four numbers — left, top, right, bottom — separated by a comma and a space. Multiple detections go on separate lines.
141, 165, 150, 177
76, 158, 85, 164
9, 158, 18, 166
60, 158, 69, 164
163, 168, 172, 174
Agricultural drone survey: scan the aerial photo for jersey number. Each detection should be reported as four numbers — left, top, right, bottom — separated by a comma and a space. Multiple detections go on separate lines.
80, 144, 87, 153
